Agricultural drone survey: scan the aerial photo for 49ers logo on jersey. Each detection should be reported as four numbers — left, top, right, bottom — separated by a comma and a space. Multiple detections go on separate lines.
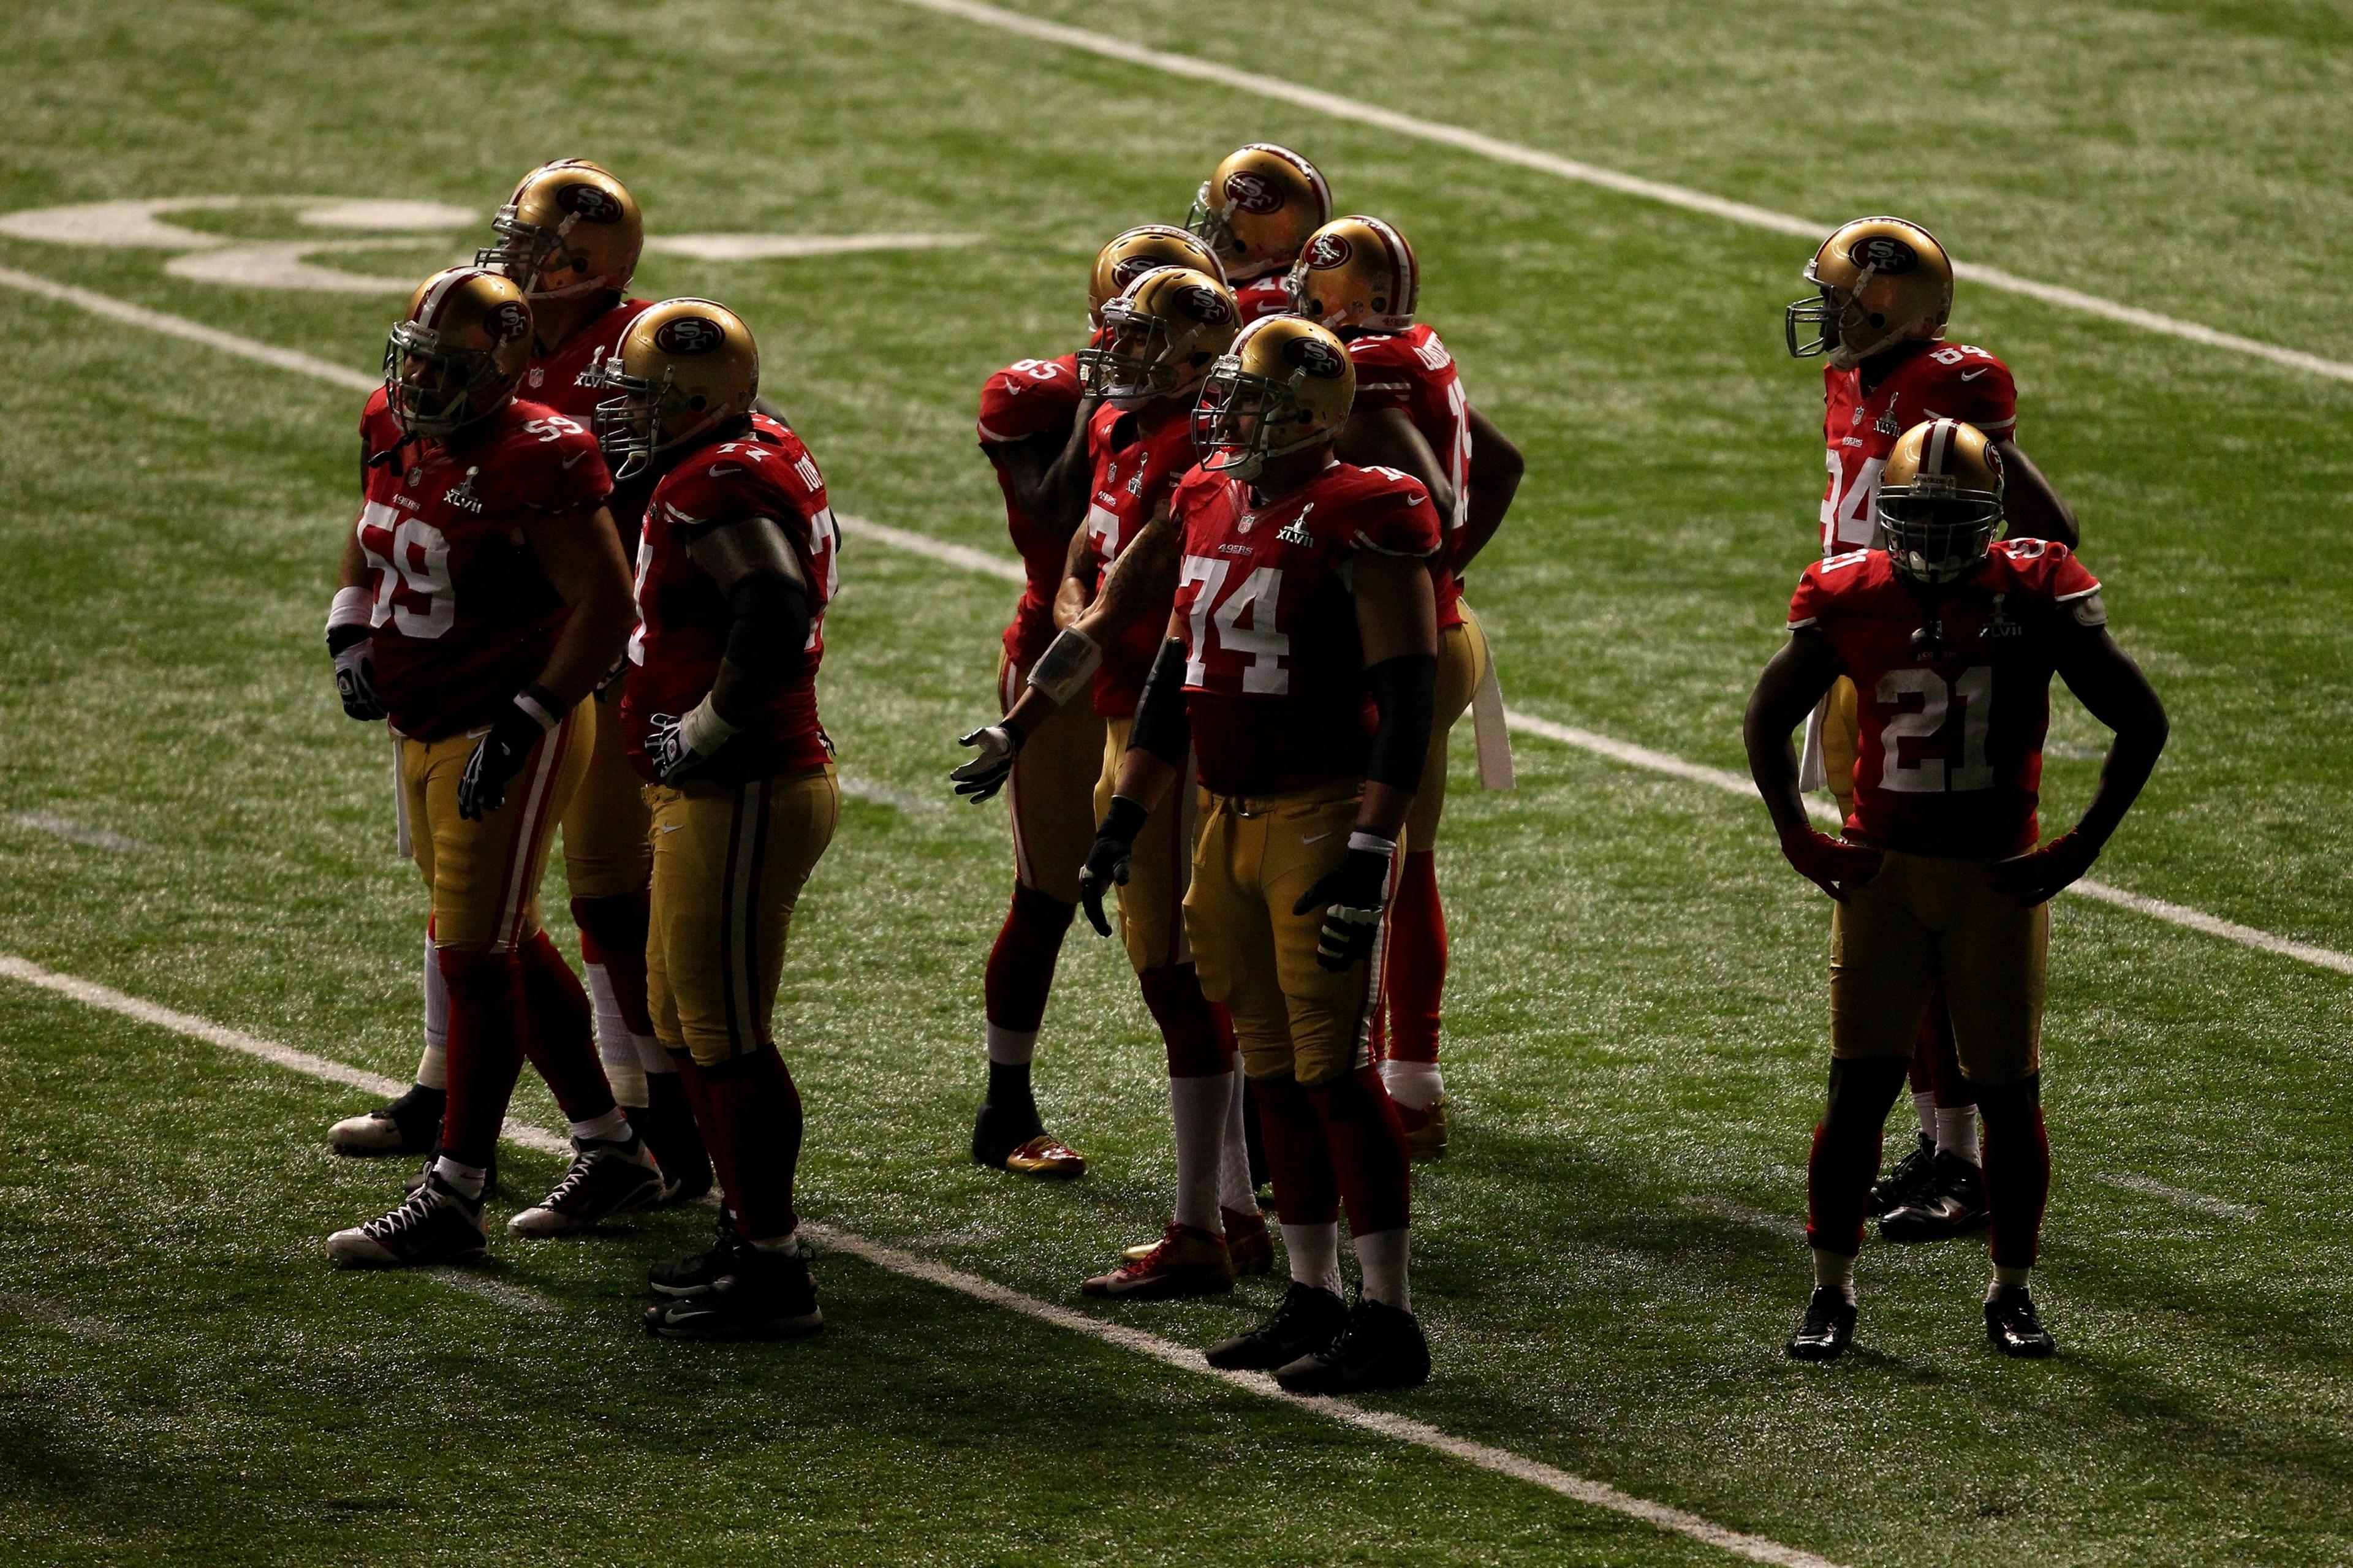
556, 182, 624, 223
654, 315, 727, 354
1304, 232, 1352, 270
1224, 172, 1283, 214
1851, 235, 1919, 273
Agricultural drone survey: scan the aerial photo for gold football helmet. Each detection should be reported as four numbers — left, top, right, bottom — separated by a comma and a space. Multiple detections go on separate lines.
1185, 143, 1332, 282
1785, 216, 1953, 369
476, 159, 644, 300
1194, 316, 1355, 479
1288, 215, 1418, 334
1079, 266, 1238, 406
384, 266, 532, 440
1089, 225, 1227, 324
1877, 418, 2006, 583
592, 298, 760, 479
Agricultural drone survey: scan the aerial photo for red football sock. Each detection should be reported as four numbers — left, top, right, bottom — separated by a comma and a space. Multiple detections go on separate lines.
700, 1043, 805, 1241
1384, 850, 1447, 1064
984, 882, 1075, 1036
515, 930, 618, 1126
1306, 1067, 1412, 1236
1976, 1075, 2050, 1271
1252, 1071, 1338, 1226
571, 888, 656, 1035
668, 1048, 742, 1216
1804, 1056, 1910, 1258
435, 947, 528, 1170
1138, 962, 1233, 1078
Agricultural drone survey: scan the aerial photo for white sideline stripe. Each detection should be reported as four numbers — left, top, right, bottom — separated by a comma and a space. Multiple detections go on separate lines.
6, 811, 150, 852
882, 0, 2353, 387
5, 273, 2345, 980
0, 948, 1843, 1568
425, 1268, 563, 1315
2097, 1173, 2262, 1221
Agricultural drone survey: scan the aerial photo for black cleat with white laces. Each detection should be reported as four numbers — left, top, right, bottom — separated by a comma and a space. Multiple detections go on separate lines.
1205, 1281, 1348, 1371
329, 1083, 445, 1157
1273, 1296, 1430, 1394
326, 1170, 487, 1268
1786, 1287, 1858, 1361
508, 1135, 664, 1237
1984, 1283, 2058, 1358
1879, 1152, 1990, 1243
644, 1244, 822, 1339
1867, 1132, 1937, 1218
650, 1209, 749, 1300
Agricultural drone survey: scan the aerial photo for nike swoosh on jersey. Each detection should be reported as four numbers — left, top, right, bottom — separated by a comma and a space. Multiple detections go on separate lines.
708, 464, 743, 477
1960, 368, 1989, 381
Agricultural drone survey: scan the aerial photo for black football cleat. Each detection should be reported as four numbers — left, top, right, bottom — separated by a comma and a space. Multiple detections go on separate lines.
1879, 1153, 1990, 1243
508, 1136, 664, 1236
644, 1246, 822, 1339
1205, 1281, 1348, 1371
1273, 1297, 1430, 1395
972, 1099, 1087, 1178
1786, 1287, 1858, 1362
1866, 1132, 1937, 1218
326, 1171, 487, 1268
650, 1208, 775, 1299
637, 1077, 714, 1204
330, 1083, 446, 1157
1984, 1284, 2057, 1358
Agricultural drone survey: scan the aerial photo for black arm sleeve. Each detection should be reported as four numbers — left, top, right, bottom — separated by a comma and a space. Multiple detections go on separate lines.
724, 572, 812, 682
1364, 653, 1438, 793
1127, 637, 1192, 770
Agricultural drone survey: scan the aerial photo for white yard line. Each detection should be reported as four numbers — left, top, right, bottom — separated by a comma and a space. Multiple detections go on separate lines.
2097, 1173, 2261, 1222
881, 0, 2353, 387
0, 948, 1844, 1568
0, 265, 377, 392
6, 811, 150, 852
424, 1267, 564, 1315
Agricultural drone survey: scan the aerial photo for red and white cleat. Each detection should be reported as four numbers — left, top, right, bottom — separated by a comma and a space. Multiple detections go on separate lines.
1083, 1222, 1235, 1300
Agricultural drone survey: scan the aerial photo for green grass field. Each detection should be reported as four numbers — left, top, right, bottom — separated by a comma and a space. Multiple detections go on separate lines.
3, 2, 2351, 1564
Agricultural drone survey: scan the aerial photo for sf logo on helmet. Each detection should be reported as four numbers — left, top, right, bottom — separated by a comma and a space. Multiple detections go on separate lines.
1177, 285, 1234, 324
1851, 235, 1918, 273
485, 300, 529, 341
1305, 232, 1352, 270
1290, 335, 1346, 377
1224, 172, 1283, 214
654, 316, 727, 354
556, 183, 624, 224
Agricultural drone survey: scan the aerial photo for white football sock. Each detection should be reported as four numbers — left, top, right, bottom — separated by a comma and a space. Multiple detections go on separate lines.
1811, 1247, 1858, 1304
1911, 1089, 1936, 1143
1354, 1227, 1412, 1311
985, 1024, 1038, 1066
433, 1156, 486, 1200
1988, 1265, 2032, 1299
1282, 1221, 1343, 1296
415, 937, 449, 1091
1216, 1071, 1256, 1213
585, 962, 649, 1108
634, 1029, 675, 1076
1381, 1059, 1443, 1111
1169, 1072, 1232, 1230
1936, 1104, 1981, 1166
571, 1107, 633, 1146
748, 1229, 800, 1254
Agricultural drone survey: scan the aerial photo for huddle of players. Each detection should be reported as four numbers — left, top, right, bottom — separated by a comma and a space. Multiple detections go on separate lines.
317, 161, 843, 1339
1752, 218, 2169, 1360
947, 144, 1525, 1394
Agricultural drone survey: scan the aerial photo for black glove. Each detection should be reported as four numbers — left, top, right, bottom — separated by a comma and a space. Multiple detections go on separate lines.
458, 690, 558, 821
1078, 795, 1150, 937
950, 724, 1023, 803
1292, 833, 1396, 972
328, 623, 385, 721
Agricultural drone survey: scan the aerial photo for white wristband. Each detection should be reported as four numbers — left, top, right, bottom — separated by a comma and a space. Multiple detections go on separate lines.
1026, 626, 1103, 708
681, 696, 741, 757
512, 691, 561, 732
1346, 831, 1398, 858
327, 586, 373, 633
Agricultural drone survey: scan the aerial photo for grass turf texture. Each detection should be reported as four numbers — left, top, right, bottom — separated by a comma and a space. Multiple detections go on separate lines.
2, 2, 2350, 1564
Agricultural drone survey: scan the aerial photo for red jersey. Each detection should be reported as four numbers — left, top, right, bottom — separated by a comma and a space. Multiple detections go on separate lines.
1234, 273, 1294, 325
622, 413, 840, 782
1820, 339, 2017, 557
354, 392, 612, 741
976, 353, 1086, 667
1789, 540, 2105, 858
1347, 323, 1471, 629
1077, 404, 1199, 717
1172, 461, 1442, 797
525, 294, 656, 540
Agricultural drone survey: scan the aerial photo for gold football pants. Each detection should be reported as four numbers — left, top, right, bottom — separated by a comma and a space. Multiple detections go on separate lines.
1402, 607, 1489, 851
999, 652, 1108, 907
399, 702, 590, 953
1186, 780, 1398, 1088
645, 766, 839, 1068
1094, 716, 1199, 975
559, 680, 654, 900
1821, 673, 1860, 819
1830, 850, 2048, 1086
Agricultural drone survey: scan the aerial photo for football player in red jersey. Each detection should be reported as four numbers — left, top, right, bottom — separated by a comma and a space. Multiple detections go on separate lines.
1085, 315, 1441, 1392
328, 161, 713, 1202
1290, 214, 1526, 1157
1745, 420, 2166, 1361
587, 299, 841, 1337
1786, 216, 2080, 1242
958, 225, 1224, 1183
1186, 143, 1332, 324
324, 267, 657, 1267
953, 266, 1268, 1298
